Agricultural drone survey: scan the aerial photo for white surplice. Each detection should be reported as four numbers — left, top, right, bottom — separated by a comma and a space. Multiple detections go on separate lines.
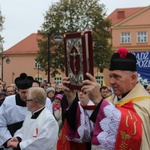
0, 94, 52, 149
14, 107, 59, 150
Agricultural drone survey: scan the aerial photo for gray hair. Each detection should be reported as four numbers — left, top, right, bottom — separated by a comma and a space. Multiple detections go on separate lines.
28, 87, 46, 105
124, 71, 138, 82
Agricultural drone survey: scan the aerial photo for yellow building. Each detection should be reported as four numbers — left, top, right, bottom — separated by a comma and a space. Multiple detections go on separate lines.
2, 31, 63, 85
104, 6, 150, 86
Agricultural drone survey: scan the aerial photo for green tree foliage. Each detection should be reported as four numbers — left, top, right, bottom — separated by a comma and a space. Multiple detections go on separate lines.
36, 0, 112, 76
0, 8, 5, 52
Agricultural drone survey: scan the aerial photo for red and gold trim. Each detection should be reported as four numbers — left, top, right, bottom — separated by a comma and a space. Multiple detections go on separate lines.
115, 101, 142, 150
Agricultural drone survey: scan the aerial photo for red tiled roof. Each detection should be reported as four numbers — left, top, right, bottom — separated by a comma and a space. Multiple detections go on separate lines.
107, 6, 146, 25
3, 7, 147, 55
4, 31, 42, 55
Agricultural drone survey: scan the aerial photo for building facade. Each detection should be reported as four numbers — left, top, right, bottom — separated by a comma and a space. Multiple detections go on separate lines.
108, 6, 150, 52
104, 5, 150, 86
2, 31, 63, 85
1, 6, 150, 86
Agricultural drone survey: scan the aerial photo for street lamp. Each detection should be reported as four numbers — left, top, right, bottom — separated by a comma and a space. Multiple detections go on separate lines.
47, 30, 62, 83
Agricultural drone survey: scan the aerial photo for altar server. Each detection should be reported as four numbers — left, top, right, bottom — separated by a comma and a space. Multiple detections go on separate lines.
0, 73, 51, 150
10, 87, 58, 150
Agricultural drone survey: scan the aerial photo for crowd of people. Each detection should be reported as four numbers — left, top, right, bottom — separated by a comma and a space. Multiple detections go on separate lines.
0, 73, 64, 150
0, 47, 150, 150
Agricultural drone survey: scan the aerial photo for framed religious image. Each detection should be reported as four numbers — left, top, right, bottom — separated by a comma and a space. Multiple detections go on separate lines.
64, 30, 93, 90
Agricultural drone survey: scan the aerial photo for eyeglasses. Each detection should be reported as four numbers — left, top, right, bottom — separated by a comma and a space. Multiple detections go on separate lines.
25, 99, 33, 103
7, 91, 14, 92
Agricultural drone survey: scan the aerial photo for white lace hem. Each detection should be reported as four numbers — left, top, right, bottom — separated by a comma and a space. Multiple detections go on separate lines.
97, 102, 121, 149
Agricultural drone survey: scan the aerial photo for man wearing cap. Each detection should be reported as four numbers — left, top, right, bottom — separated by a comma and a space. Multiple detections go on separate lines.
0, 73, 51, 150
0, 73, 33, 150
62, 48, 150, 150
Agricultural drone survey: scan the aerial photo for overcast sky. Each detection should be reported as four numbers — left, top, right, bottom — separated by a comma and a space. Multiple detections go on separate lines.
1, 0, 149, 50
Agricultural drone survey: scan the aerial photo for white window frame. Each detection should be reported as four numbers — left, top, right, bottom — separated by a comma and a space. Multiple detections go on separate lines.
34, 61, 41, 68
54, 77, 62, 84
121, 32, 131, 43
95, 76, 103, 86
137, 32, 147, 43
35, 77, 42, 83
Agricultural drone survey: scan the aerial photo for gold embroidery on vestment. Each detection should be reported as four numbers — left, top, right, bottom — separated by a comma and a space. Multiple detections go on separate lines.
120, 131, 131, 141
126, 116, 129, 127
131, 115, 137, 136
128, 110, 133, 120
120, 111, 138, 149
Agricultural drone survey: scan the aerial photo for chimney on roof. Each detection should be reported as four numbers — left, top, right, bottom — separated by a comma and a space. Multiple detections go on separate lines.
117, 11, 125, 19
37, 30, 41, 34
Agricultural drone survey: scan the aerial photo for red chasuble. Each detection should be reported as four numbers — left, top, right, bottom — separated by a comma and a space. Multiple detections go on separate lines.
115, 101, 142, 150
57, 120, 70, 150
57, 120, 87, 150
